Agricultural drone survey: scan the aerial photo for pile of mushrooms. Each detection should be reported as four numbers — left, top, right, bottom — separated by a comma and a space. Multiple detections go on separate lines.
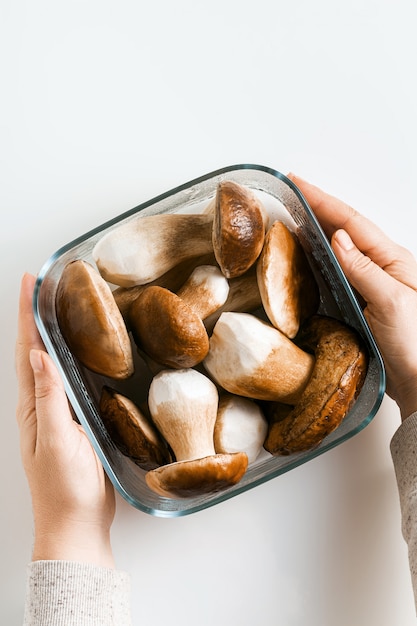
55, 180, 368, 499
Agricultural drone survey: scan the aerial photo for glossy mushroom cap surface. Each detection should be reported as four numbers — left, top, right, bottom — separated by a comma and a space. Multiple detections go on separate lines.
56, 260, 134, 379
145, 452, 248, 499
212, 181, 266, 279
99, 387, 171, 470
129, 286, 209, 369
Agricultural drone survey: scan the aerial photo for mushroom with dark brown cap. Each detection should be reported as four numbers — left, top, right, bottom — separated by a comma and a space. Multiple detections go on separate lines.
129, 266, 229, 369
203, 312, 315, 403
145, 369, 248, 499
256, 220, 320, 338
99, 387, 171, 470
212, 180, 266, 279
263, 315, 368, 455
92, 213, 214, 287
56, 260, 134, 379
113, 252, 216, 325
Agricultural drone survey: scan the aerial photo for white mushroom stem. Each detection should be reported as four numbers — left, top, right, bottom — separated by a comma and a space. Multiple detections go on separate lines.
93, 213, 214, 287
176, 265, 230, 320
148, 369, 219, 462
204, 267, 262, 333
214, 394, 268, 464
203, 312, 315, 403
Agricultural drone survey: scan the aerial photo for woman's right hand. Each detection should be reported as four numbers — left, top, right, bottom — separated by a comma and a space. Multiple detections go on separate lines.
289, 174, 417, 421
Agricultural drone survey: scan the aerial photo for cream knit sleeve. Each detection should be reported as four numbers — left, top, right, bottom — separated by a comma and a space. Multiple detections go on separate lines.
391, 412, 417, 610
23, 560, 132, 626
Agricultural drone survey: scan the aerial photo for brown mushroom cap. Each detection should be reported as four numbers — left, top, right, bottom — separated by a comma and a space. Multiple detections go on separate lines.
145, 452, 248, 499
145, 368, 248, 498
99, 387, 171, 470
263, 315, 368, 455
256, 221, 320, 338
212, 180, 266, 279
129, 285, 210, 369
56, 260, 134, 379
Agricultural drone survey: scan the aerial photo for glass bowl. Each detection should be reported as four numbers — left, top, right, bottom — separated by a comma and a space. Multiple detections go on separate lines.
33, 164, 386, 517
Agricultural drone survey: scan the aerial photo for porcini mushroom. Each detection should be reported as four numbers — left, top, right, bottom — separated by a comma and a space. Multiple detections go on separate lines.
113, 252, 216, 325
56, 260, 134, 379
203, 312, 315, 403
212, 180, 266, 279
99, 387, 171, 470
263, 315, 368, 455
129, 267, 229, 369
204, 265, 262, 333
256, 221, 320, 338
92, 213, 214, 287
214, 393, 268, 464
176, 265, 230, 320
145, 369, 248, 498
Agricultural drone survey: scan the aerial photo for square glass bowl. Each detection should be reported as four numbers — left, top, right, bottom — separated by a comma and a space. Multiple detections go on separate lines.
33, 164, 386, 517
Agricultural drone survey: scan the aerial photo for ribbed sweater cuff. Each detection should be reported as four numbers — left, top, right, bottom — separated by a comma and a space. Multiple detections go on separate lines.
23, 560, 131, 626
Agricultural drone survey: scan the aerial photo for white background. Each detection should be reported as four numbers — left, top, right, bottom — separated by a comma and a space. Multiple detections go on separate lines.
1, 1, 417, 624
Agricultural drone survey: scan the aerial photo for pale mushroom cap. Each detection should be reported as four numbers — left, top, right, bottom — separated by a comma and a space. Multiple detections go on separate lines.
148, 368, 219, 462
203, 312, 315, 403
256, 221, 319, 338
214, 394, 268, 464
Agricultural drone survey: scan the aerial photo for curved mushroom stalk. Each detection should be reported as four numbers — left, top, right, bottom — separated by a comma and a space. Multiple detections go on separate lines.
203, 312, 315, 403
256, 221, 320, 338
204, 266, 262, 333
92, 213, 214, 287
263, 316, 368, 455
113, 253, 217, 325
145, 369, 248, 499
129, 267, 229, 369
56, 260, 134, 379
214, 393, 268, 464
176, 265, 230, 320
212, 181, 266, 279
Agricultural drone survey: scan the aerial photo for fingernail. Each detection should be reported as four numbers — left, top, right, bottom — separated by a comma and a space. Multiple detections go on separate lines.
29, 349, 45, 373
287, 172, 308, 184
334, 229, 354, 251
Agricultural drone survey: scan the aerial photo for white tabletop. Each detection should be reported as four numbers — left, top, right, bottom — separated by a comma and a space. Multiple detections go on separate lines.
1, 1, 417, 624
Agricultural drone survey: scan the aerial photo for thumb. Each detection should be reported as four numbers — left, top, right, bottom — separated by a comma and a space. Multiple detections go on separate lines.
29, 349, 74, 441
332, 228, 396, 306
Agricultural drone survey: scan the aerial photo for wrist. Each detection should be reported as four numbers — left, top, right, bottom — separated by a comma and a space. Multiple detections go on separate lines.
33, 522, 115, 569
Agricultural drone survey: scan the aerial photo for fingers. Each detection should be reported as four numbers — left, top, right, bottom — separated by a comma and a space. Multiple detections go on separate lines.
29, 349, 74, 445
331, 229, 403, 306
288, 173, 417, 291
16, 274, 44, 403
15, 274, 44, 451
